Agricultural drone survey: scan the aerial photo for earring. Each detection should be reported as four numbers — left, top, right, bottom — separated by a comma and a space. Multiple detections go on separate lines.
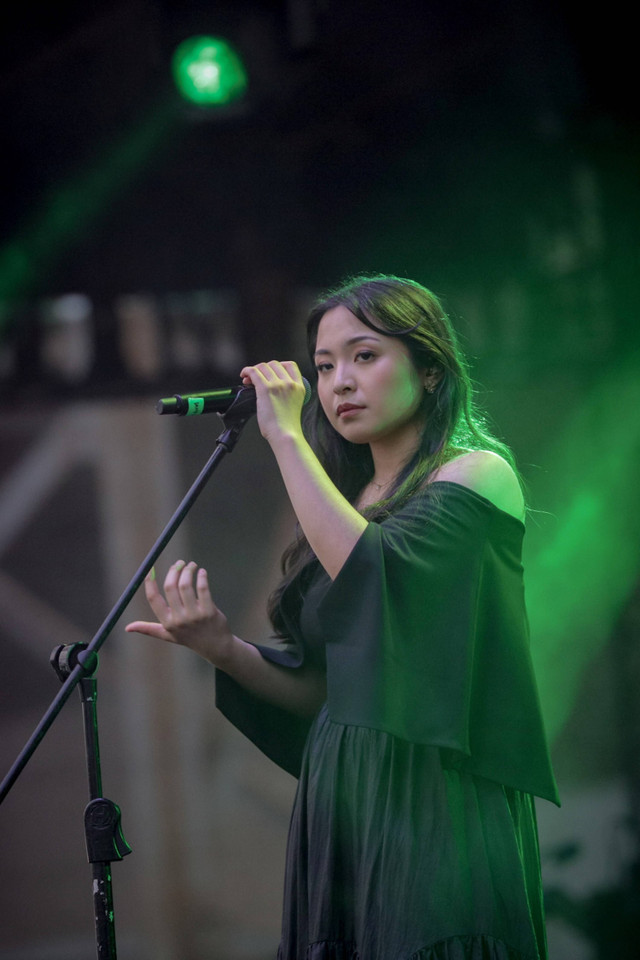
425, 383, 437, 394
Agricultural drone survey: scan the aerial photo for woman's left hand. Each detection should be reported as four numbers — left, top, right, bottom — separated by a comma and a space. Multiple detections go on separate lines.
240, 360, 308, 444
125, 561, 233, 665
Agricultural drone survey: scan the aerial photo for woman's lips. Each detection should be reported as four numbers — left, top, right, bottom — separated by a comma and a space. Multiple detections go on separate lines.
336, 403, 365, 418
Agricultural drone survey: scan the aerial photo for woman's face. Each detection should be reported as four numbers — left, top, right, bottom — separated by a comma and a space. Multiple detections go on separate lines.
314, 305, 426, 448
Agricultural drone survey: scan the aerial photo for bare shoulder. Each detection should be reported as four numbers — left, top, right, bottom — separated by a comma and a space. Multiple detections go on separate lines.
433, 450, 525, 521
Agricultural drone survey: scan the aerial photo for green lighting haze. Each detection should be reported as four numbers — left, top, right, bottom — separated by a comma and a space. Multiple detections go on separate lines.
525, 354, 640, 742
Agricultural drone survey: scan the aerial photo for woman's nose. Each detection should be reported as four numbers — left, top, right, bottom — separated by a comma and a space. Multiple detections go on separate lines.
333, 365, 355, 393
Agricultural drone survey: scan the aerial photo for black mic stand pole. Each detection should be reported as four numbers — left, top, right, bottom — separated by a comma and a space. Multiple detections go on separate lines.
0, 390, 256, 959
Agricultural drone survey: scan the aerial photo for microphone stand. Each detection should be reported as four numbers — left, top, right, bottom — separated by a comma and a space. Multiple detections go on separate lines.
0, 389, 257, 959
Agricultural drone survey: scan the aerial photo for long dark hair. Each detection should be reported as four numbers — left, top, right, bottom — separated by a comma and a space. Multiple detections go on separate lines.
267, 273, 516, 634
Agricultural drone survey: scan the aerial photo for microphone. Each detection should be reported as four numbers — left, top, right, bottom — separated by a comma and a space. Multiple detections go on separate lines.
156, 377, 312, 416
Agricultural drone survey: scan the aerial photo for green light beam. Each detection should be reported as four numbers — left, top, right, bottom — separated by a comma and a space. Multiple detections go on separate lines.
0, 98, 176, 326
525, 353, 640, 741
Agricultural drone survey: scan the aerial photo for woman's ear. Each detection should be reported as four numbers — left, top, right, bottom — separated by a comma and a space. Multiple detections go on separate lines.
423, 367, 442, 394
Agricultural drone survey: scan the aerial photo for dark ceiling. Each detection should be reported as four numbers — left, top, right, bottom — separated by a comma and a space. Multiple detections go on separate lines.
0, 0, 636, 302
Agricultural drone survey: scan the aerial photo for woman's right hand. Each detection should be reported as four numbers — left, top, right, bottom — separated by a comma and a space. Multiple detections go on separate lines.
125, 560, 233, 666
239, 360, 307, 446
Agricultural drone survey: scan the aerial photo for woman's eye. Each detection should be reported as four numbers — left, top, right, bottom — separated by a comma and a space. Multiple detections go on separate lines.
356, 351, 375, 362
315, 362, 332, 373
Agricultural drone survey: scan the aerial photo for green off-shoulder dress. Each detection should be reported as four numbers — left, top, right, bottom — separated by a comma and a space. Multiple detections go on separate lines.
216, 482, 560, 960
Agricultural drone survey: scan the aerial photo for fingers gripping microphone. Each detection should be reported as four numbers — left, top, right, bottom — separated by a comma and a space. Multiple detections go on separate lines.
156, 378, 312, 417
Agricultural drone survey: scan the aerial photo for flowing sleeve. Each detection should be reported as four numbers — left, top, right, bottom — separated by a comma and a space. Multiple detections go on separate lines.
317, 483, 560, 805
215, 639, 314, 778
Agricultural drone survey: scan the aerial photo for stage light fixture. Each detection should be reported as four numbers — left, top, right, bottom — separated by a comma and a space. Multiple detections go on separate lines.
171, 35, 248, 106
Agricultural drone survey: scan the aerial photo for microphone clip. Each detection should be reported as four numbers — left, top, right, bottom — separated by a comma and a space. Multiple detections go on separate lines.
217, 385, 257, 425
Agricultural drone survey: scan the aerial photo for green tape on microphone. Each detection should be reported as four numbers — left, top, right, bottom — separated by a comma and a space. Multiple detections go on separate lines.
186, 397, 205, 415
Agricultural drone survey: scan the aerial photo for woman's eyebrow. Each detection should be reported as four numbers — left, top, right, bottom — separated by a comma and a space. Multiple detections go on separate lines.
314, 335, 381, 357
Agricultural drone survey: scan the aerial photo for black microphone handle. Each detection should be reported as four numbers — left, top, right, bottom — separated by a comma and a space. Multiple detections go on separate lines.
156, 378, 311, 416
156, 387, 242, 416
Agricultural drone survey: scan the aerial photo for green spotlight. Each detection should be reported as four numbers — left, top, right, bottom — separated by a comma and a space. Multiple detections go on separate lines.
171, 35, 248, 106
